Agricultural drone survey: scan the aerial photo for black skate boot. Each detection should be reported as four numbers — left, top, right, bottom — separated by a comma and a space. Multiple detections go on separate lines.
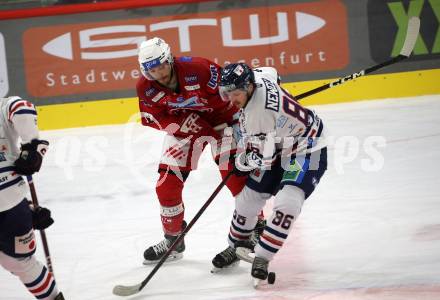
55, 292, 65, 300
143, 222, 186, 265
251, 256, 269, 280
211, 246, 239, 272
250, 218, 266, 246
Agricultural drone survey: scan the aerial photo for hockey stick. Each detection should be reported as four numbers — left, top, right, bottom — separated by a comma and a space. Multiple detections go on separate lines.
27, 175, 55, 275
294, 16, 420, 101
113, 171, 234, 297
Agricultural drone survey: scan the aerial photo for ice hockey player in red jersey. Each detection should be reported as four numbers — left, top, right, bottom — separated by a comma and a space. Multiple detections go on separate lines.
136, 37, 249, 264
0, 96, 64, 300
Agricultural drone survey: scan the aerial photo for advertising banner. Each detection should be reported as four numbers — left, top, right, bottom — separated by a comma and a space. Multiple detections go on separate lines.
1, 0, 439, 130
368, 0, 440, 62
22, 1, 349, 97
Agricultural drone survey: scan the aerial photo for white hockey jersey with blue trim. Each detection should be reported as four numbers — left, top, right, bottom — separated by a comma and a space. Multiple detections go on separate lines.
238, 67, 326, 164
0, 96, 39, 212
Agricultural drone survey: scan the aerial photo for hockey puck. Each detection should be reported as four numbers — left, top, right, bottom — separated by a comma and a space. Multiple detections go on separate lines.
267, 272, 276, 284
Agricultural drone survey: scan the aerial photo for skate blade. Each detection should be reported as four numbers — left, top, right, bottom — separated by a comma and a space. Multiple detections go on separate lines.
253, 278, 262, 288
251, 272, 276, 287
143, 252, 183, 265
210, 260, 240, 273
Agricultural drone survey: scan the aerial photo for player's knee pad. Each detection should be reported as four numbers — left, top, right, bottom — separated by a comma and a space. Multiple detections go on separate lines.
273, 185, 305, 220
156, 169, 188, 235
254, 186, 305, 261
235, 186, 270, 218
227, 187, 270, 246
156, 169, 188, 206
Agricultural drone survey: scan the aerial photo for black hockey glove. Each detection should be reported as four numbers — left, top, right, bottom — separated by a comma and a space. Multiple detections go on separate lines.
231, 160, 251, 177
230, 154, 251, 177
14, 139, 49, 175
32, 206, 54, 230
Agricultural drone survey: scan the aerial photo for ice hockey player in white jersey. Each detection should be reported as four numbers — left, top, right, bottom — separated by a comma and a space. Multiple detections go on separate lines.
211, 63, 327, 282
0, 96, 64, 300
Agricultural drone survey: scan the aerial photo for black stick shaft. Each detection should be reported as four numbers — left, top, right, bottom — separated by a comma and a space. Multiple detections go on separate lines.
295, 55, 406, 101
27, 176, 55, 275
138, 171, 233, 291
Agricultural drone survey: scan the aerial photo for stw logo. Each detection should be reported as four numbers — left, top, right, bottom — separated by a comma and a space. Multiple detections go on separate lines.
41, 12, 327, 61
42, 26, 146, 60
23, 1, 348, 97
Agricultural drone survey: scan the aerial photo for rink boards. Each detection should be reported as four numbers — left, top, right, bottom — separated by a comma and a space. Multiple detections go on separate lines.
37, 68, 440, 130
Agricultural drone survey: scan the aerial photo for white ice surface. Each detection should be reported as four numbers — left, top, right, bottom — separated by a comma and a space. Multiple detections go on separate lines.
1, 95, 440, 300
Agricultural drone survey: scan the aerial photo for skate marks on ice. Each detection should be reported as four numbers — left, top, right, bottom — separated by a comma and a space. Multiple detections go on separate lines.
413, 224, 440, 242
285, 285, 440, 300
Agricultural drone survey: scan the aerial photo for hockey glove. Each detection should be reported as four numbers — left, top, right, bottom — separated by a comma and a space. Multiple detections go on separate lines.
32, 206, 54, 230
235, 151, 263, 173
14, 139, 49, 175
230, 156, 251, 177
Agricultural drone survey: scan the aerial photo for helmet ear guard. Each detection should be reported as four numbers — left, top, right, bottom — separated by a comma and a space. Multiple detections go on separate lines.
138, 37, 174, 80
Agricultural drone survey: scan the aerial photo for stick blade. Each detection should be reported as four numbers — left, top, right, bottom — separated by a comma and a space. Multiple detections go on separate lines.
112, 283, 142, 297
400, 16, 420, 57
236, 247, 255, 263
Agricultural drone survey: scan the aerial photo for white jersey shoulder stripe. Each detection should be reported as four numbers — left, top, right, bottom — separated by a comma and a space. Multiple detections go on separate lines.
8, 99, 37, 121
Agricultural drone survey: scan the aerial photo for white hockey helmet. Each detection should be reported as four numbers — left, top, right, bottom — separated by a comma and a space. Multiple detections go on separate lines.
138, 37, 173, 80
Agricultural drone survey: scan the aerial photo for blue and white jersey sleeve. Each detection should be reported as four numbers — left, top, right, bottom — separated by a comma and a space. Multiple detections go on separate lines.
7, 96, 39, 143
0, 96, 39, 212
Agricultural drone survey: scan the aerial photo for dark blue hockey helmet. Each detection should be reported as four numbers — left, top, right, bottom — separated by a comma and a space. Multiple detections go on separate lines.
219, 63, 254, 101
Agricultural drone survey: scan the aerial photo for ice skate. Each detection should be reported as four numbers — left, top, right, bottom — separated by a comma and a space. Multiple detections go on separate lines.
143, 233, 185, 265
251, 256, 269, 287
251, 256, 268, 280
143, 221, 186, 265
211, 246, 239, 273
250, 218, 266, 246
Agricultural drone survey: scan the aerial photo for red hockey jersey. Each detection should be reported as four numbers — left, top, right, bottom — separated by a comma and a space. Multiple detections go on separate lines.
137, 56, 237, 133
